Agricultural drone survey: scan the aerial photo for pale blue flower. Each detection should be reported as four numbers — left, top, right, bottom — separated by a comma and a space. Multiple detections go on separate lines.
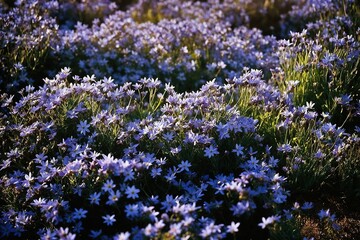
204, 145, 219, 158
102, 214, 116, 226
125, 185, 140, 199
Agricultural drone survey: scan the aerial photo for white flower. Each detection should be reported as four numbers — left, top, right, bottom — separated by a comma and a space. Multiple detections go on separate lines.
227, 221, 240, 233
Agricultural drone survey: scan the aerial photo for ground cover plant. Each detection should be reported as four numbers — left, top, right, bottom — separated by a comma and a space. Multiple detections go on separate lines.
0, 0, 359, 239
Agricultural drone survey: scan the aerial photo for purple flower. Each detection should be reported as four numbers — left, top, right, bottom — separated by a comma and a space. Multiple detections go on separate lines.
57, 227, 76, 240
102, 179, 116, 193
125, 204, 140, 218
161, 195, 177, 212
204, 145, 219, 158
125, 185, 140, 199
40, 229, 57, 240
102, 214, 116, 226
277, 143, 293, 153
318, 209, 334, 220
106, 190, 121, 205
72, 208, 87, 220
337, 94, 352, 106
230, 201, 250, 216
178, 160, 191, 172
77, 120, 90, 135
314, 149, 325, 159
232, 144, 244, 157
150, 168, 162, 178
73, 222, 83, 233
301, 202, 313, 210
88, 192, 101, 205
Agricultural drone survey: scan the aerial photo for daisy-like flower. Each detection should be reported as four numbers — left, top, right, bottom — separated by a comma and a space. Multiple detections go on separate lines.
230, 201, 250, 216
204, 145, 219, 158
102, 214, 116, 226
106, 190, 121, 205
41, 229, 57, 240
72, 208, 87, 220
113, 232, 131, 240
227, 221, 240, 233
125, 185, 140, 199
77, 120, 90, 135
258, 215, 280, 229
151, 168, 162, 178
232, 144, 244, 157
199, 221, 223, 238
88, 192, 101, 205
168, 223, 182, 237
57, 227, 76, 239
125, 204, 140, 218
102, 179, 115, 193
178, 160, 191, 172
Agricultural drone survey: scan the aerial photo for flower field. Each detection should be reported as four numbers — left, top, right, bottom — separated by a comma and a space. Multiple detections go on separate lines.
0, 0, 359, 239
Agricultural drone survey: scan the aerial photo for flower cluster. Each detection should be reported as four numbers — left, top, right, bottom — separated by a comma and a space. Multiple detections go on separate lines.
53, 15, 279, 91
0, 70, 290, 239
0, 0, 359, 239
0, 0, 59, 90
